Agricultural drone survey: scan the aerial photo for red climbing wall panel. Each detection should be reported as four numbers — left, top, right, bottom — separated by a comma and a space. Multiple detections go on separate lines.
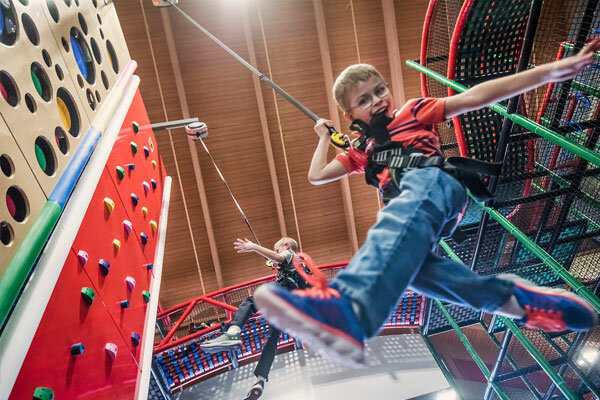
10, 90, 166, 399
10, 251, 139, 400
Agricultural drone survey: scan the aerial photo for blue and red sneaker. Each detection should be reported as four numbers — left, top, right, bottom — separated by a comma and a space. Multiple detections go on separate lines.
254, 253, 367, 367
499, 274, 598, 332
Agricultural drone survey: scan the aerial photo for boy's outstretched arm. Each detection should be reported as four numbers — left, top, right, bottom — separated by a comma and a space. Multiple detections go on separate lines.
234, 238, 286, 263
444, 37, 600, 119
308, 119, 349, 185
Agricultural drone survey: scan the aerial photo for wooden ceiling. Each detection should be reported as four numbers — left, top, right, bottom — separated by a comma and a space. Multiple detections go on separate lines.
114, 0, 429, 308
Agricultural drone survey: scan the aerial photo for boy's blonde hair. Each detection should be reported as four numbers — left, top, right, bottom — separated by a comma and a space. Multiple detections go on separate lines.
333, 63, 387, 113
278, 237, 298, 252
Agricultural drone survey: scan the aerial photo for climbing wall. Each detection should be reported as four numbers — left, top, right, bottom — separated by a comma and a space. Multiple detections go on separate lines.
10, 89, 167, 399
0, 0, 130, 276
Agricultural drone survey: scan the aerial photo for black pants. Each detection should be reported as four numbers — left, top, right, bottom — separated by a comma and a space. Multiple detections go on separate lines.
230, 296, 282, 380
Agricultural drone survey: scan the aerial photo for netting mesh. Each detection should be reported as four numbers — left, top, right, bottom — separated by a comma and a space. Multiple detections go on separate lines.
421, 0, 600, 397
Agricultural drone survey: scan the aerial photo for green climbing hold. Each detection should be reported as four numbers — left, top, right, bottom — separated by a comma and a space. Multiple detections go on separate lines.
116, 166, 125, 180
81, 287, 95, 305
130, 141, 138, 154
33, 387, 55, 400
31, 69, 42, 97
142, 290, 150, 303
132, 121, 139, 133
35, 143, 46, 172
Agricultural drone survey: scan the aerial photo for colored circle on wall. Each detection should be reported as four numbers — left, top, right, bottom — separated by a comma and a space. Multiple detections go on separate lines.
6, 186, 28, 222
57, 88, 80, 137
70, 34, 88, 80
0, 8, 5, 36
56, 95, 71, 131
0, 82, 6, 102
34, 141, 46, 172
6, 193, 15, 218
31, 69, 41, 96
34, 136, 56, 176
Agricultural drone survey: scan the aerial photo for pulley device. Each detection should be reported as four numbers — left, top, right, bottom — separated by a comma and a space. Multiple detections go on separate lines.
165, 0, 350, 150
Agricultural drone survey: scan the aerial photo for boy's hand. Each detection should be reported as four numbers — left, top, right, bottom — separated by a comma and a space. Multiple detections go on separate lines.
549, 37, 600, 82
314, 119, 334, 141
234, 238, 256, 253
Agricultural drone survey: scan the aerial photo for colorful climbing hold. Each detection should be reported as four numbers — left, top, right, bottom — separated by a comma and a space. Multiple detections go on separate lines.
123, 219, 133, 235
120, 300, 130, 309
143, 146, 150, 158
81, 287, 95, 305
130, 142, 138, 154
151, 160, 157, 169
150, 220, 157, 234
77, 250, 89, 266
132, 121, 139, 133
125, 276, 136, 291
131, 332, 141, 346
126, 163, 135, 171
103, 197, 115, 214
105, 343, 118, 359
99, 259, 110, 275
144, 263, 153, 271
131, 193, 139, 206
151, 179, 158, 190
142, 206, 148, 218
71, 343, 85, 356
142, 181, 150, 194
33, 387, 55, 400
140, 232, 148, 245
116, 166, 125, 180
112, 239, 121, 252
142, 290, 151, 303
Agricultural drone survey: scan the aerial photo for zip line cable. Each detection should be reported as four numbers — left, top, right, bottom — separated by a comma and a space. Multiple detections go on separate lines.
166, 0, 350, 149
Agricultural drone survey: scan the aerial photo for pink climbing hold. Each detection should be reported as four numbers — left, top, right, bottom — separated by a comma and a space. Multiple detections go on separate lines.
142, 181, 150, 195
105, 343, 118, 360
123, 219, 133, 235
125, 276, 136, 291
77, 250, 89, 266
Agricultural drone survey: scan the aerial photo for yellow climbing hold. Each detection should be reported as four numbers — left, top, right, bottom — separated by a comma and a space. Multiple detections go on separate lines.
103, 198, 115, 214
151, 160, 157, 169
113, 239, 121, 252
142, 206, 148, 218
150, 220, 157, 234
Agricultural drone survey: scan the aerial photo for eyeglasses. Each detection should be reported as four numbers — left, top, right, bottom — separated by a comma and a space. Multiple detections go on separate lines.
351, 84, 391, 110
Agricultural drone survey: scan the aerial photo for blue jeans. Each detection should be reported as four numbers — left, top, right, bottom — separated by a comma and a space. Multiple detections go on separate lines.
332, 167, 514, 337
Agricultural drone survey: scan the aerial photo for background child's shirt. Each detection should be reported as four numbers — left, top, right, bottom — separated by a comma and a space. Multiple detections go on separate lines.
275, 250, 310, 290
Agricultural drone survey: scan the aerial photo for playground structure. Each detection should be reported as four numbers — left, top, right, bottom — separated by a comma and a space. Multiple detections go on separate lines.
0, 1, 170, 399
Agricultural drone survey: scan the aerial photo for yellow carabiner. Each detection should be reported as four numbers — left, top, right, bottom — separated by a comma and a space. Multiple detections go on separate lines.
330, 131, 350, 150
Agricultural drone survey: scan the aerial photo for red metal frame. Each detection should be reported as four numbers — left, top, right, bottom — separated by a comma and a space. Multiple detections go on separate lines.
419, 0, 438, 97
447, 0, 474, 157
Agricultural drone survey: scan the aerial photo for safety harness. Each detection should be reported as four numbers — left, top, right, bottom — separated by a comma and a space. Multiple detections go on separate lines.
350, 113, 502, 205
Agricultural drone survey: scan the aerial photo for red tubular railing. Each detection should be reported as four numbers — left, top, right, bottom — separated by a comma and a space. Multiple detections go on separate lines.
154, 263, 350, 353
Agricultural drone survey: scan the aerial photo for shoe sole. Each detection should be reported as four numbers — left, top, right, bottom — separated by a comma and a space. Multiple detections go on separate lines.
243, 388, 263, 400
254, 286, 366, 368
199, 343, 242, 354
499, 274, 598, 330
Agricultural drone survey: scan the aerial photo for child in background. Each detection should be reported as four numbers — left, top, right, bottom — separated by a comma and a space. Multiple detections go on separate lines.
201, 237, 308, 399
254, 38, 600, 367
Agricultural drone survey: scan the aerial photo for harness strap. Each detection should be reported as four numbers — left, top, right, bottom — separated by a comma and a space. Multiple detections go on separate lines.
371, 148, 500, 203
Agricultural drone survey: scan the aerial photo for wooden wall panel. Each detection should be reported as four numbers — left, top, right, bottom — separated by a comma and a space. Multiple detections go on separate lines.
115, 0, 428, 308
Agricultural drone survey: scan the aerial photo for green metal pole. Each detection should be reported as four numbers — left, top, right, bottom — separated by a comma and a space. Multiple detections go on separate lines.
433, 300, 510, 400
474, 198, 600, 313
501, 318, 580, 400
440, 241, 580, 400
0, 202, 62, 327
421, 333, 467, 400
534, 162, 600, 211
405, 60, 600, 168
